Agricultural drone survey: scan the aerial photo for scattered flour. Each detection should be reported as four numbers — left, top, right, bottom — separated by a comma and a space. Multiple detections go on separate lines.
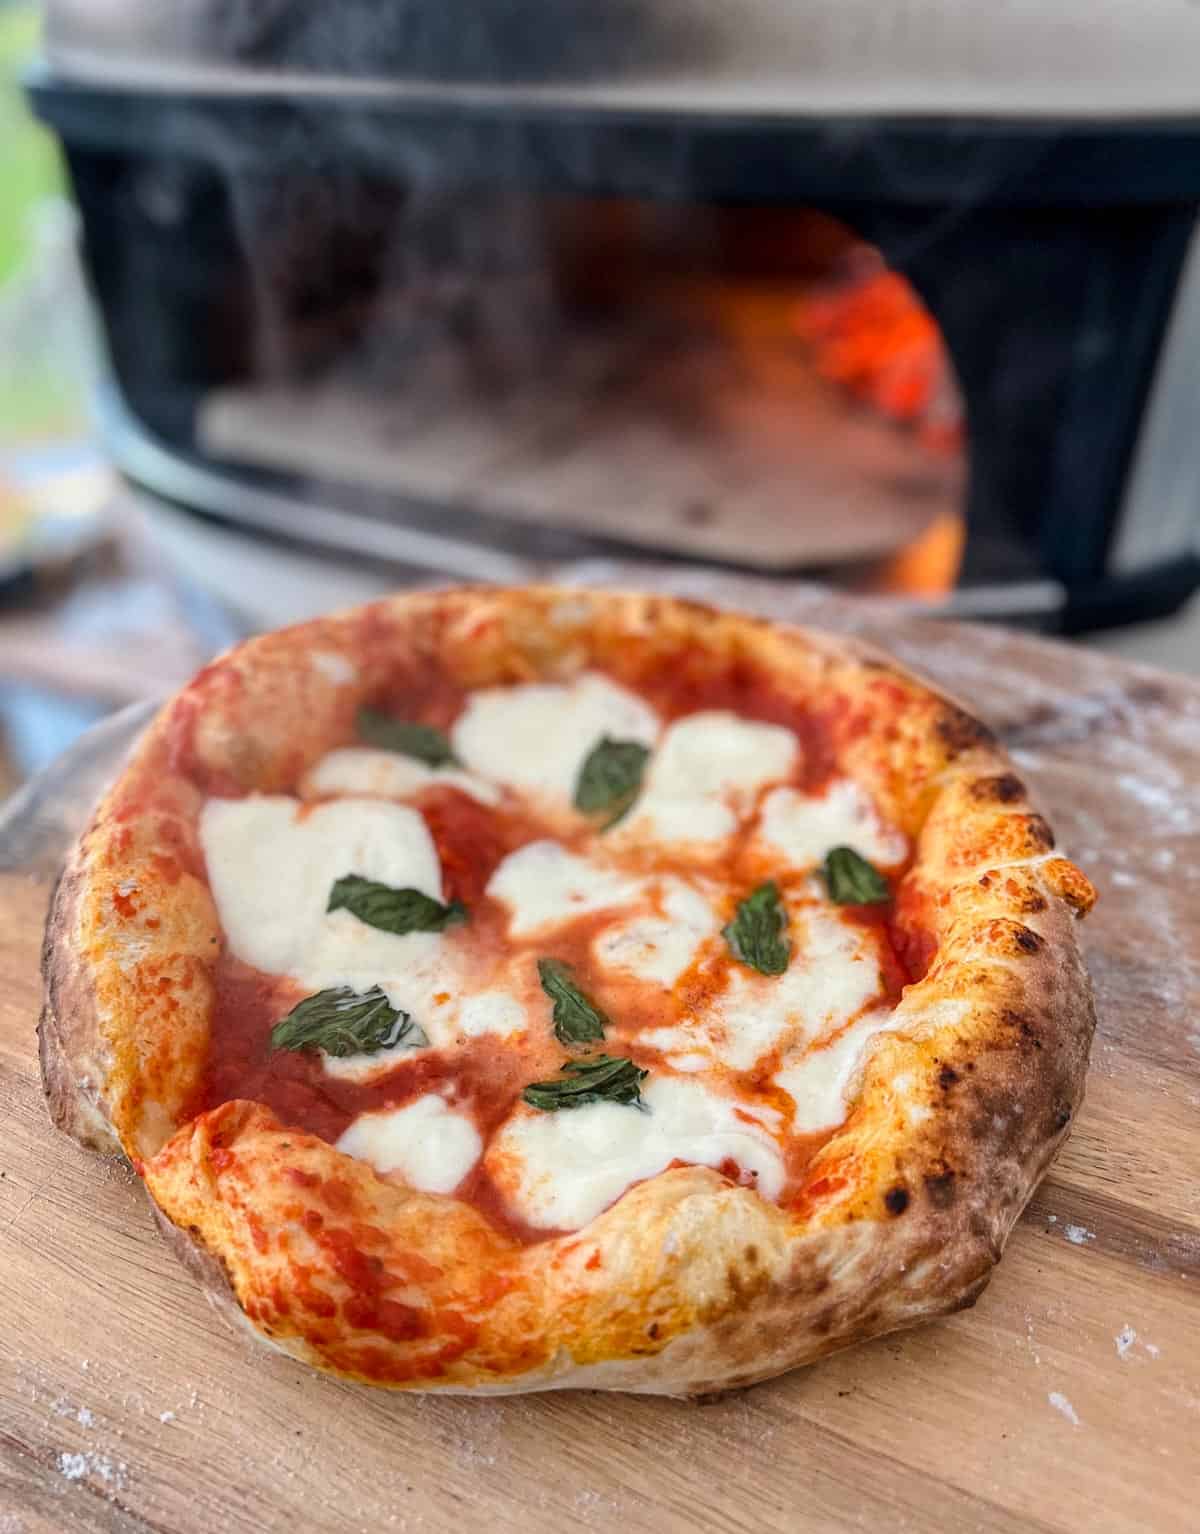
1115, 1325, 1160, 1361
1063, 1224, 1095, 1246
1048, 1392, 1081, 1427
50, 1399, 96, 1427
58, 1450, 126, 1488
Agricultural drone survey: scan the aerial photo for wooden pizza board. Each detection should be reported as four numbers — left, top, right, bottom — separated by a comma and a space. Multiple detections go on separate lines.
1, 582, 1198, 1534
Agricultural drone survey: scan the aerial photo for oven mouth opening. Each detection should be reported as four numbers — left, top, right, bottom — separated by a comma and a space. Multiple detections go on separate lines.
194, 197, 967, 598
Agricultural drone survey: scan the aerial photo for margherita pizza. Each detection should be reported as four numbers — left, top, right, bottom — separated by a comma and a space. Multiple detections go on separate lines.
40, 587, 1096, 1394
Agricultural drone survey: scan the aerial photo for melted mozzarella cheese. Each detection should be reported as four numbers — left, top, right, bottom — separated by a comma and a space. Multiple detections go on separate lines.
621, 711, 797, 844
774, 1008, 900, 1133
487, 1077, 784, 1230
758, 779, 907, 870
336, 1096, 481, 1192
456, 989, 527, 1039
451, 671, 660, 804
487, 840, 640, 936
592, 878, 717, 986
301, 747, 500, 806
200, 795, 444, 980
640, 906, 884, 1073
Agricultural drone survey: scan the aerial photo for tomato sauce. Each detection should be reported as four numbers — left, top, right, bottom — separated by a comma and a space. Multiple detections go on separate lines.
179, 646, 932, 1246
617, 655, 850, 794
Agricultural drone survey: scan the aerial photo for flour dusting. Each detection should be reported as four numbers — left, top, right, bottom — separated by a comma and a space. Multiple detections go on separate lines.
1115, 1325, 1137, 1359
1048, 1392, 1081, 1426
57, 1449, 127, 1488
1063, 1224, 1095, 1246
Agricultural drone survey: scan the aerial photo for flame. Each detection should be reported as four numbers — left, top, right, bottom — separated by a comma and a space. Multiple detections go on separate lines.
793, 252, 965, 459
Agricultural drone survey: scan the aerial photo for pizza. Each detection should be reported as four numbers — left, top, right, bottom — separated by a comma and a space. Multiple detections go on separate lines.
39, 586, 1096, 1395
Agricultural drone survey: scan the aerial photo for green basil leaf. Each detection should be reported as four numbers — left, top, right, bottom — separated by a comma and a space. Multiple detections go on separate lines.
574, 736, 650, 829
327, 876, 468, 934
356, 707, 458, 767
270, 985, 428, 1057
822, 846, 890, 905
522, 1054, 648, 1112
537, 958, 608, 1045
722, 881, 790, 976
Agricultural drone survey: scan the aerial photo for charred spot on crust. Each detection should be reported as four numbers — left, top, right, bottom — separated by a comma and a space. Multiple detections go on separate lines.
1052, 1102, 1073, 1132
936, 707, 996, 756
647, 1322, 660, 1340
1019, 890, 1049, 914
938, 1064, 960, 1090
884, 1185, 910, 1216
924, 1170, 957, 1209
1025, 815, 1056, 852
1013, 925, 1044, 955
1002, 1008, 1044, 1050
971, 773, 1026, 804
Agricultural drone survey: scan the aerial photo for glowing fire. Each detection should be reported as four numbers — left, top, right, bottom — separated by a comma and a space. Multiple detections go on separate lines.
792, 249, 965, 461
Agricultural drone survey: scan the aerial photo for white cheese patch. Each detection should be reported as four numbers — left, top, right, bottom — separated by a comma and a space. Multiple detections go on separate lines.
336, 1096, 482, 1193
301, 747, 500, 807
200, 794, 486, 1062
309, 650, 357, 685
200, 795, 444, 980
758, 779, 908, 870
487, 840, 640, 937
451, 671, 660, 805
456, 989, 527, 1039
773, 1008, 900, 1133
592, 878, 717, 986
621, 711, 797, 845
641, 905, 884, 1074
488, 1077, 785, 1231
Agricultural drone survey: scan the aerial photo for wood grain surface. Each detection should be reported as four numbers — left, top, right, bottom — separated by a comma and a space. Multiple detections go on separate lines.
1, 587, 1198, 1534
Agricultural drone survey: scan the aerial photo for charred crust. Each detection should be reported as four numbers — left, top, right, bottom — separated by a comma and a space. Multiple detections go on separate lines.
935, 706, 996, 756
938, 1065, 960, 1090
1025, 815, 1056, 852
969, 773, 1026, 804
1001, 1008, 1043, 1050
1013, 925, 1044, 955
884, 1186, 911, 1216
923, 1171, 957, 1210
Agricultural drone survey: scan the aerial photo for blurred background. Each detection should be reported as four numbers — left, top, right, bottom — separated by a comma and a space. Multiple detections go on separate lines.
2, 0, 1199, 791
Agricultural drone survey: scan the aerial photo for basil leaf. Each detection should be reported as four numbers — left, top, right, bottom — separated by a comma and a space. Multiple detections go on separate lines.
271, 985, 428, 1057
327, 876, 468, 934
356, 707, 458, 767
574, 736, 650, 829
722, 881, 790, 976
823, 846, 890, 905
522, 1054, 648, 1113
537, 958, 608, 1045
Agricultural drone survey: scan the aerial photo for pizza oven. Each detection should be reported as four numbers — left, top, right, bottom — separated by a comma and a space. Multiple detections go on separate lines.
27, 0, 1200, 630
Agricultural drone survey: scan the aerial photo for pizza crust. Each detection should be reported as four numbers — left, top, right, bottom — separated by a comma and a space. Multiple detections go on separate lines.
39, 587, 1097, 1395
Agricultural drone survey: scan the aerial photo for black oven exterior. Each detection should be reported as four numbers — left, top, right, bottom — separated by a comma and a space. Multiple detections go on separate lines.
28, 68, 1200, 631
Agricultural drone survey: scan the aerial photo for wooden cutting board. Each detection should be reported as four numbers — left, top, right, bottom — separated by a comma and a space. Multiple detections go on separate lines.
1, 587, 1198, 1534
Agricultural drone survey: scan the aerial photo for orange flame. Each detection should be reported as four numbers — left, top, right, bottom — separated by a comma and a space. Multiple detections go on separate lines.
793, 255, 964, 458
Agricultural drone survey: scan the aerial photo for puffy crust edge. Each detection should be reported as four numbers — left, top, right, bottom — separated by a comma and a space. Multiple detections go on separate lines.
39, 585, 1097, 1395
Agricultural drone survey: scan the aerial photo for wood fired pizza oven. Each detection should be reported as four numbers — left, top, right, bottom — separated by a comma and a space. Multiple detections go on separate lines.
27, 0, 1200, 630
